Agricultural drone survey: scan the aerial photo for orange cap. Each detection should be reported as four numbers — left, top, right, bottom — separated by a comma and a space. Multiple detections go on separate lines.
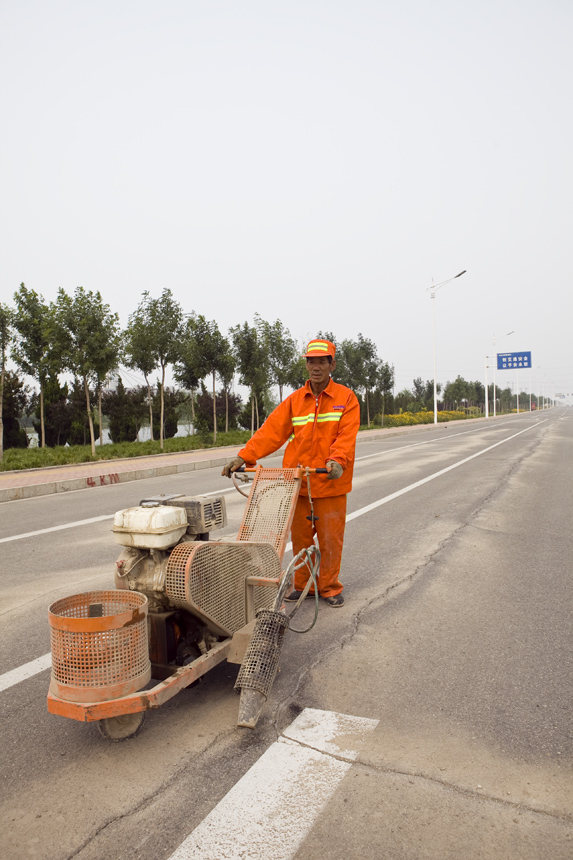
304, 338, 336, 358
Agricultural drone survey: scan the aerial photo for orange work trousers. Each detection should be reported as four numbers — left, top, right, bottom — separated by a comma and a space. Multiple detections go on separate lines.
291, 494, 347, 598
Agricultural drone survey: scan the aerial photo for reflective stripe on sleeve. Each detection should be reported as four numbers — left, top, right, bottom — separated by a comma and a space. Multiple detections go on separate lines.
292, 411, 342, 429
292, 413, 315, 426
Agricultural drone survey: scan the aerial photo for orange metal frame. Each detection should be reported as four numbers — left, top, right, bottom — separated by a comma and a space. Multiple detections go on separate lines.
236, 465, 303, 561
47, 638, 232, 722
47, 466, 307, 725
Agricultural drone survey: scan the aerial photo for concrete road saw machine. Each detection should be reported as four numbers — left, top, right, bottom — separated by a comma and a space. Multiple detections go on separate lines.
47, 466, 321, 740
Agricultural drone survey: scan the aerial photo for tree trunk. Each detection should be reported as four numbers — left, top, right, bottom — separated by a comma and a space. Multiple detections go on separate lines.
381, 396, 385, 428
255, 394, 260, 430
279, 383, 283, 402
190, 388, 195, 436
160, 365, 165, 450
212, 370, 217, 444
145, 374, 154, 441
83, 375, 96, 457
225, 389, 229, 433
40, 381, 46, 448
366, 388, 370, 427
98, 386, 103, 446
0, 362, 4, 462
251, 394, 255, 436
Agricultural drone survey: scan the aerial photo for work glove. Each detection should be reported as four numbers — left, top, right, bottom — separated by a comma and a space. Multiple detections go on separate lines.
221, 456, 245, 478
326, 460, 343, 480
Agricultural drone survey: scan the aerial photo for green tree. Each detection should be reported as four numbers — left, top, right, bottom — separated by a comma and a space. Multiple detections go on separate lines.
195, 387, 242, 435
255, 315, 299, 402
151, 384, 186, 440
443, 376, 470, 410
101, 378, 147, 443
0, 303, 13, 461
11, 284, 59, 449
230, 322, 269, 434
54, 287, 120, 456
192, 315, 228, 444
173, 315, 207, 434
287, 353, 307, 391
125, 290, 184, 450
124, 304, 160, 441
67, 379, 100, 446
355, 334, 379, 426
93, 346, 121, 447
1, 370, 30, 450
376, 361, 395, 425
31, 376, 71, 447
218, 348, 236, 434
394, 388, 414, 413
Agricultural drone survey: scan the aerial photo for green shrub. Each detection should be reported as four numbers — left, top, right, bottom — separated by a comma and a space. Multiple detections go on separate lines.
0, 429, 252, 472
373, 410, 472, 427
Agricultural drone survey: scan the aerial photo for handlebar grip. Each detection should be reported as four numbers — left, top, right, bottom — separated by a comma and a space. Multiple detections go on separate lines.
314, 468, 328, 474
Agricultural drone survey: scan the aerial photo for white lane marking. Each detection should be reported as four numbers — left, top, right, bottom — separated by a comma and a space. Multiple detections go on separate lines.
0, 420, 546, 693
0, 487, 238, 544
0, 515, 114, 544
355, 419, 515, 461
347, 419, 545, 523
0, 419, 527, 543
168, 708, 378, 860
0, 653, 52, 693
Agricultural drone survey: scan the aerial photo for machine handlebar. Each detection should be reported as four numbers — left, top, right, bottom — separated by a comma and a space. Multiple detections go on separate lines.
235, 466, 328, 474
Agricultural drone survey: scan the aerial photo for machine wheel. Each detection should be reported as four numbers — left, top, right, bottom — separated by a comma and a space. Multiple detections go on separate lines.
97, 711, 146, 742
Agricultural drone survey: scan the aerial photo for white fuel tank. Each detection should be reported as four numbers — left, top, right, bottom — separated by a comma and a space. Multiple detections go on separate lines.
113, 505, 188, 550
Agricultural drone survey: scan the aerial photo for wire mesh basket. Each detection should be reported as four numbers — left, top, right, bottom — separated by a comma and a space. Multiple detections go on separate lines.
48, 590, 151, 703
234, 608, 289, 699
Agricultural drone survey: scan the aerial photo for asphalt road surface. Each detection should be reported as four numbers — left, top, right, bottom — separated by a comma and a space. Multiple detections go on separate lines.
0, 410, 571, 859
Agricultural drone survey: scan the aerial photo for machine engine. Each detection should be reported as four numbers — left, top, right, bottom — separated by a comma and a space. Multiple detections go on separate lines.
111, 492, 279, 669
112, 493, 229, 668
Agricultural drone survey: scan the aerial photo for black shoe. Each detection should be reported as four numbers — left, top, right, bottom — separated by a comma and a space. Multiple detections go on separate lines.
326, 593, 344, 607
285, 589, 314, 602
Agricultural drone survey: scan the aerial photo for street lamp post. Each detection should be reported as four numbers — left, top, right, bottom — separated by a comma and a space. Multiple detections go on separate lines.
427, 270, 467, 424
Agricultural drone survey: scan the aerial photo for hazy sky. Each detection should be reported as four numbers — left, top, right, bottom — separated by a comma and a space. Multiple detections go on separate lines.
1, 0, 571, 400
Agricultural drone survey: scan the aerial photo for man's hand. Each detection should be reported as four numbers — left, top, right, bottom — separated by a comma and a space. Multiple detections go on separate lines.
326, 459, 343, 480
222, 456, 245, 478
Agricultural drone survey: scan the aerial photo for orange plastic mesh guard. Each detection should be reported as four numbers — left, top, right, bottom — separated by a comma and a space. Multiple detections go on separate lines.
48, 590, 151, 703
165, 541, 281, 636
236, 467, 301, 559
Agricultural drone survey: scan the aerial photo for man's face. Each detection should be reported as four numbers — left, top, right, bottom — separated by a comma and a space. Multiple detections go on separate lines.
306, 356, 335, 388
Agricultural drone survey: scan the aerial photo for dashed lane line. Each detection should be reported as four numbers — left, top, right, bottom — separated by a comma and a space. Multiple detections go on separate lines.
167, 708, 379, 860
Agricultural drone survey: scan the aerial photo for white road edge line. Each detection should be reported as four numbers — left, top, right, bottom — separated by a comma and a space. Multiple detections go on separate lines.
354, 418, 514, 461
346, 419, 545, 522
0, 653, 52, 693
0, 515, 115, 544
0, 487, 239, 544
167, 708, 379, 860
0, 419, 546, 693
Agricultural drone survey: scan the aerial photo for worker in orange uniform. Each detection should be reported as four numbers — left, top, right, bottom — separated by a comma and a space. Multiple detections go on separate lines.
222, 338, 360, 607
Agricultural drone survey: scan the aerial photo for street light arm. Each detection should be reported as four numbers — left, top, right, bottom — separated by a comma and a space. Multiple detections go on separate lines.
426, 269, 467, 294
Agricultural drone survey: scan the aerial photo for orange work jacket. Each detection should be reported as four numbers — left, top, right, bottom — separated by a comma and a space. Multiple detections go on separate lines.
238, 378, 360, 498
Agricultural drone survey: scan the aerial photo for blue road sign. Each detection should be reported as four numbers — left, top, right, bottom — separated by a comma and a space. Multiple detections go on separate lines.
497, 351, 532, 370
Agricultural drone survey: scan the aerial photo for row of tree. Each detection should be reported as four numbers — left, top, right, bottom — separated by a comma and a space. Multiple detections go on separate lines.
1, 285, 542, 460
0, 286, 397, 459
392, 376, 539, 414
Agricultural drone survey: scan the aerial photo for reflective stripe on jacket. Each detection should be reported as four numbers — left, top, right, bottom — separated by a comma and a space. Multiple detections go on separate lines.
238, 378, 360, 497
